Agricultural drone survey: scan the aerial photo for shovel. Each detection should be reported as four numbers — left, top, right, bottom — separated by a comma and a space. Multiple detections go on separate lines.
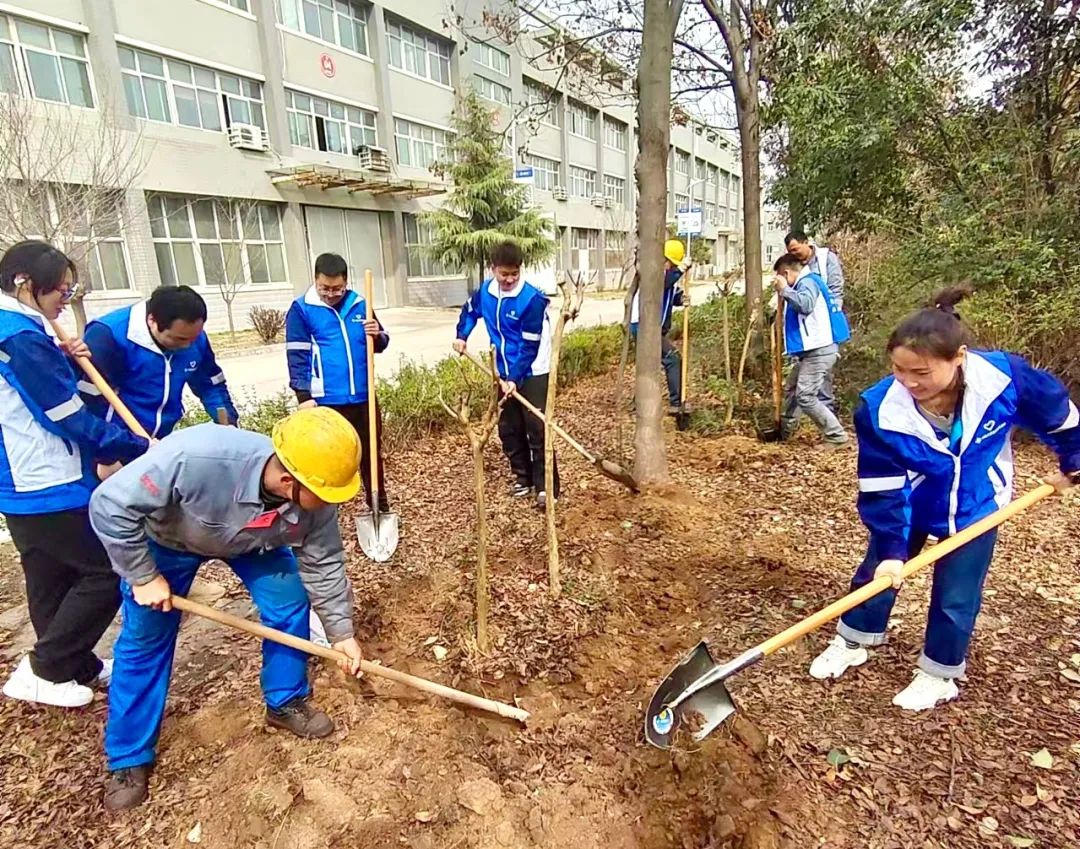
169, 594, 528, 723
675, 274, 692, 432
462, 350, 638, 492
644, 483, 1058, 748
756, 298, 785, 443
355, 269, 399, 562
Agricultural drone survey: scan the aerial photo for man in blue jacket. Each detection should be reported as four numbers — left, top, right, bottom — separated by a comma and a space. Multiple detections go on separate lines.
772, 252, 850, 446
630, 239, 691, 414
453, 241, 558, 509
81, 285, 237, 438
285, 253, 390, 514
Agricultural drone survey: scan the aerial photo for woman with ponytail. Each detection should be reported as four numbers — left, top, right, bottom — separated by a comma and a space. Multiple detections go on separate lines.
808, 286, 1080, 710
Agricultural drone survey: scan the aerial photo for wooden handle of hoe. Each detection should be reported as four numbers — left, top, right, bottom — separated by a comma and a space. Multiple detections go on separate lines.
772, 301, 783, 425
363, 270, 380, 514
680, 268, 690, 407
756, 483, 1057, 657
170, 594, 530, 723
48, 318, 151, 440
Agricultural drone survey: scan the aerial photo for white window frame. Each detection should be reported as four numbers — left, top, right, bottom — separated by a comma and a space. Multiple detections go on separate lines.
286, 88, 376, 155
394, 117, 450, 169
567, 99, 597, 140
475, 42, 510, 76
568, 165, 596, 199
403, 213, 459, 279
603, 174, 625, 206
603, 117, 627, 152
147, 193, 288, 291
523, 154, 559, 191
198, 0, 255, 17
474, 74, 512, 106
0, 13, 95, 107
276, 0, 370, 58
386, 18, 452, 87
522, 78, 560, 128
675, 192, 690, 212
570, 227, 600, 271
675, 151, 690, 175
604, 230, 627, 269
695, 158, 708, 180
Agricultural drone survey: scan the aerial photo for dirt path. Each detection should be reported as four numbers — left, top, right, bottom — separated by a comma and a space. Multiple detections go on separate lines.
1, 372, 1078, 849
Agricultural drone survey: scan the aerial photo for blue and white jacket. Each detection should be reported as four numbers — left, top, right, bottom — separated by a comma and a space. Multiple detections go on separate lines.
630, 267, 686, 337
455, 279, 551, 384
82, 301, 237, 438
855, 350, 1080, 561
0, 294, 149, 515
781, 268, 850, 355
286, 287, 388, 406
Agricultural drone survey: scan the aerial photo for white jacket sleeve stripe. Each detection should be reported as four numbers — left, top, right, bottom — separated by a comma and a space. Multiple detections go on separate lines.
45, 395, 84, 421
1050, 400, 1079, 434
858, 475, 908, 493
76, 379, 102, 396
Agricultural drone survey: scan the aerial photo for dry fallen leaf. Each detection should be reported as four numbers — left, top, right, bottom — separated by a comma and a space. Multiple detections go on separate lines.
979, 816, 999, 835
1036, 784, 1051, 802
1004, 837, 1035, 848
186, 823, 202, 844
1030, 748, 1055, 770
432, 645, 449, 662
1019, 794, 1039, 808
415, 811, 437, 823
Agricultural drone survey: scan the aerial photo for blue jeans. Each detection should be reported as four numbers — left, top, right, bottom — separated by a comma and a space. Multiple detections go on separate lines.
105, 542, 311, 770
837, 529, 998, 678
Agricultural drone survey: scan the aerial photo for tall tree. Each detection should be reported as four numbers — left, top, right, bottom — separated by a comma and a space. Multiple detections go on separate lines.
422, 90, 556, 290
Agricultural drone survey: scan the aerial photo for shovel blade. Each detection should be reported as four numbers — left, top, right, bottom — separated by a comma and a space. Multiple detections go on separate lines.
355, 510, 399, 562
675, 410, 692, 432
645, 641, 738, 749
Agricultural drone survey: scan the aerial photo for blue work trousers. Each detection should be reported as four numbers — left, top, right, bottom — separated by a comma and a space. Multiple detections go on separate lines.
105, 542, 311, 770
837, 529, 998, 678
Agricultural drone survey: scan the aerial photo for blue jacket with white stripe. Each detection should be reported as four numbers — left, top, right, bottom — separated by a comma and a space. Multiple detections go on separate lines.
630, 267, 685, 337
286, 287, 388, 406
82, 301, 237, 438
855, 350, 1080, 561
781, 268, 850, 355
455, 279, 551, 385
0, 295, 149, 515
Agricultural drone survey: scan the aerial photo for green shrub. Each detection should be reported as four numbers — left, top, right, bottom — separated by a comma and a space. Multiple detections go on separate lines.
177, 390, 294, 436
378, 357, 487, 451
558, 323, 623, 386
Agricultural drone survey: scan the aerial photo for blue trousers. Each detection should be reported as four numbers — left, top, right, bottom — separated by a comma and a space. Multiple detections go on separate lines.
105, 542, 311, 770
837, 529, 998, 678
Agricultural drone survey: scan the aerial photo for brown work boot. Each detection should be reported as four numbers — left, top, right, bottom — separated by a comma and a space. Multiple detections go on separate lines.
104, 765, 152, 811
266, 696, 334, 739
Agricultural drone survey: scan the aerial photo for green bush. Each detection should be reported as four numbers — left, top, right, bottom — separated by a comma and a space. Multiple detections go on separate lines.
558, 323, 623, 386
177, 390, 294, 436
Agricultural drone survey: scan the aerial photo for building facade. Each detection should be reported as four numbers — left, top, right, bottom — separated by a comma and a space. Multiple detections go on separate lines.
1, 0, 747, 330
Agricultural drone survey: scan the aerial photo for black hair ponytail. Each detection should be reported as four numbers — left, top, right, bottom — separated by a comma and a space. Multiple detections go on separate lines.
887, 285, 974, 359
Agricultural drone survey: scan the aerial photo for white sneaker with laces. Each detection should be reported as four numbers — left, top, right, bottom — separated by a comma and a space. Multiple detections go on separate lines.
97, 658, 113, 688
809, 635, 869, 680
892, 669, 958, 711
2, 656, 94, 708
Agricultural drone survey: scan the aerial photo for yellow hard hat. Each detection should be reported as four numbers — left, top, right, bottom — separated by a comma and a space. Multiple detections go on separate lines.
272, 407, 361, 504
664, 239, 686, 264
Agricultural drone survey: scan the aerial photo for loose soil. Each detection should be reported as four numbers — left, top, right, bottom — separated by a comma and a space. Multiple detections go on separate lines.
1, 371, 1079, 849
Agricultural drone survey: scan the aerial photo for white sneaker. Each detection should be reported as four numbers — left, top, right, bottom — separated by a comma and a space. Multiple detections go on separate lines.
2, 656, 94, 708
892, 669, 958, 711
809, 635, 869, 680
97, 658, 113, 688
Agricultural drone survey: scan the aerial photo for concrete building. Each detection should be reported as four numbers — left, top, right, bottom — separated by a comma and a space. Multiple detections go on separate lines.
0, 0, 748, 330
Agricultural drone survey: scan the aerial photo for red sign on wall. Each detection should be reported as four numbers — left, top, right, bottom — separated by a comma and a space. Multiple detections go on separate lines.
320, 54, 335, 78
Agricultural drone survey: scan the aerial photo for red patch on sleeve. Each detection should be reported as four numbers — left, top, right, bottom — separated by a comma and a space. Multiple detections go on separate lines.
139, 474, 161, 497
244, 511, 279, 530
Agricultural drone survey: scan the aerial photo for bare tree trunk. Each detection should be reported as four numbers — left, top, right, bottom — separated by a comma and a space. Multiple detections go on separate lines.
614, 269, 639, 463
70, 298, 89, 334
226, 302, 236, 339
633, 0, 683, 485
470, 439, 490, 650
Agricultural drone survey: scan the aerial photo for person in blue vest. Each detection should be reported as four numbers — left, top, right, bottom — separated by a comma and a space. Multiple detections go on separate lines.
453, 240, 558, 509
809, 286, 1080, 710
0, 241, 150, 709
630, 239, 691, 414
285, 252, 390, 514
81, 285, 237, 438
772, 252, 850, 446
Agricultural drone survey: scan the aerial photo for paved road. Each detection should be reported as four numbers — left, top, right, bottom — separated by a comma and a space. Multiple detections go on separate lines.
217, 281, 721, 401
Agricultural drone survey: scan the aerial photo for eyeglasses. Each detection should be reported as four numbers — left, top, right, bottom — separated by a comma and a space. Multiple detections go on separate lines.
317, 285, 348, 297
57, 287, 75, 303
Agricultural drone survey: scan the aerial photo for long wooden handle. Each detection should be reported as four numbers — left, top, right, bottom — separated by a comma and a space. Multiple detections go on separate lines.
48, 318, 151, 440
757, 484, 1057, 657
772, 302, 783, 424
680, 268, 690, 406
461, 350, 596, 463
363, 270, 379, 512
170, 594, 530, 723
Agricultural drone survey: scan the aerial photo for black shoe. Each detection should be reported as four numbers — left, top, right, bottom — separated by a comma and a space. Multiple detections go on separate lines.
536, 491, 559, 510
510, 483, 532, 498
266, 697, 334, 739
104, 765, 152, 811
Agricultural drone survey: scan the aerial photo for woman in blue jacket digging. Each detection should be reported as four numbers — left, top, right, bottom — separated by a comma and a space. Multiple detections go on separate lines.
809, 286, 1080, 710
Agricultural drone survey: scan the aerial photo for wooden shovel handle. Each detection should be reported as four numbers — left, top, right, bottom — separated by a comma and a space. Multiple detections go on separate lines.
170, 594, 529, 723
363, 270, 379, 510
757, 484, 1057, 657
772, 302, 783, 424
680, 268, 690, 407
48, 318, 151, 440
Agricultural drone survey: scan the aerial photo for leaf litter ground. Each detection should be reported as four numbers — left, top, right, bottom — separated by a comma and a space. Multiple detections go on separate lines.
1, 371, 1079, 848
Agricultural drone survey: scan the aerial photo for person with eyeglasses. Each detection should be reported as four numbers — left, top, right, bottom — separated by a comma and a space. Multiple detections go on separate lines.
0, 240, 151, 709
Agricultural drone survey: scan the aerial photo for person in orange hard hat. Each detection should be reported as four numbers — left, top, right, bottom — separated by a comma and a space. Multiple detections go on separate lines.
89, 407, 364, 811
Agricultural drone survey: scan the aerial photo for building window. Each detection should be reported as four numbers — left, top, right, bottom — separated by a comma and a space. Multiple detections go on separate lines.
523, 154, 559, 191
403, 213, 455, 278
731, 176, 741, 210
570, 228, 600, 271
147, 193, 287, 289
475, 42, 509, 76
721, 170, 731, 205
568, 166, 595, 198
119, 46, 264, 132
695, 158, 707, 180
522, 78, 559, 127
675, 151, 690, 175
474, 75, 511, 106
286, 89, 376, 154
212, 0, 250, 9
706, 202, 717, 223
386, 19, 451, 85
603, 117, 627, 152
278, 0, 369, 56
709, 163, 719, 187
603, 174, 625, 206
394, 118, 450, 169
567, 99, 597, 140
0, 15, 93, 106
605, 230, 628, 269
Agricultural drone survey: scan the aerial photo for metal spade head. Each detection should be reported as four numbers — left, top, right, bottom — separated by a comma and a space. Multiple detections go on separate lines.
644, 641, 738, 749
675, 409, 692, 432
356, 510, 399, 562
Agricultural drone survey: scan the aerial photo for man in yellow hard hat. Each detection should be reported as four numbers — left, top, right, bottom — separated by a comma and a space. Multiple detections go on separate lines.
88, 407, 365, 811
630, 238, 692, 414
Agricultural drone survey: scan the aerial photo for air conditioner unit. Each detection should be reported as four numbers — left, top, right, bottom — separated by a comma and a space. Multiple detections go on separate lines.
590, 194, 606, 208
552, 186, 568, 201
228, 123, 268, 152
604, 197, 614, 209
357, 145, 391, 173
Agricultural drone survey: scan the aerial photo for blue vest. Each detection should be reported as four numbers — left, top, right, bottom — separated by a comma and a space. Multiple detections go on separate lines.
784, 270, 850, 355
